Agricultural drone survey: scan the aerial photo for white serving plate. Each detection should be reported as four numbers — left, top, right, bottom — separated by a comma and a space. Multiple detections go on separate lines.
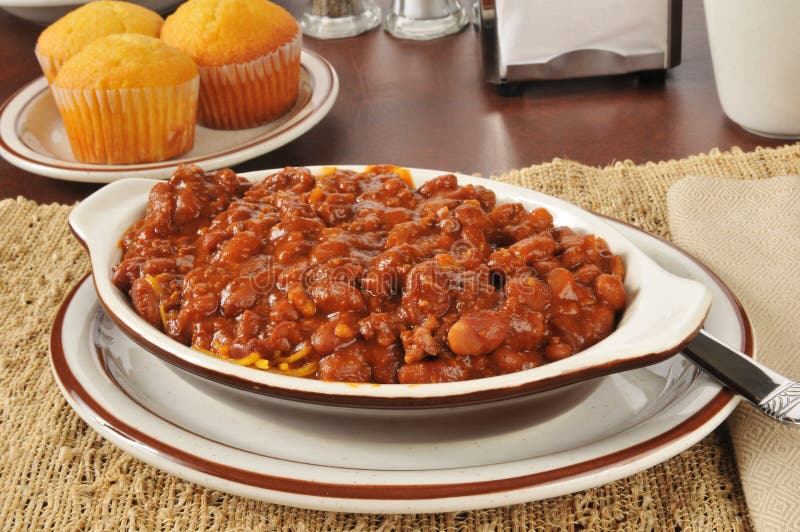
0, 51, 337, 182
49, 217, 752, 512
68, 165, 712, 408
0, 0, 179, 25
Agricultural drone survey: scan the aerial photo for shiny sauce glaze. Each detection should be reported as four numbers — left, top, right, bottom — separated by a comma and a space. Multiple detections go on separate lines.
112, 165, 626, 384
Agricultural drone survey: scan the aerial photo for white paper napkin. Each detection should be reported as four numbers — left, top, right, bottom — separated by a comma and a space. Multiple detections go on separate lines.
667, 175, 800, 531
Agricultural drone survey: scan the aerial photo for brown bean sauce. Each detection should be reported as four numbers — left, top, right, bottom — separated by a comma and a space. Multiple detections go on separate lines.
112, 165, 627, 384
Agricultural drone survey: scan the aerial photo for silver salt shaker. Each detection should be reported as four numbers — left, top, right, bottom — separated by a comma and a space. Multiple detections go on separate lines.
384, 0, 468, 40
301, 0, 382, 39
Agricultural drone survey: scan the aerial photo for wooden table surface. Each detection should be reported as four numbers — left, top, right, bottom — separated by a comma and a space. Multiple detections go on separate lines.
0, 0, 789, 204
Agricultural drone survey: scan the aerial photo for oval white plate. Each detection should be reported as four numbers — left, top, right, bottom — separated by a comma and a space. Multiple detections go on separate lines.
49, 220, 752, 513
0, 51, 338, 182
0, 0, 180, 25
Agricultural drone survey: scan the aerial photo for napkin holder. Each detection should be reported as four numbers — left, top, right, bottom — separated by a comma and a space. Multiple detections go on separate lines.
478, 0, 682, 88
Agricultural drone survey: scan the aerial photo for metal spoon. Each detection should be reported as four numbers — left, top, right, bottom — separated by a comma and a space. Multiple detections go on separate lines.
684, 329, 800, 424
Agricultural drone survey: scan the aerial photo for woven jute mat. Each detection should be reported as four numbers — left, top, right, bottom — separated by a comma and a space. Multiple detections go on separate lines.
3, 144, 798, 530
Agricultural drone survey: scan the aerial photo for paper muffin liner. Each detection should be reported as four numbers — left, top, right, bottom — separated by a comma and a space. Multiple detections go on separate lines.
35, 47, 63, 84
197, 30, 302, 130
51, 77, 199, 164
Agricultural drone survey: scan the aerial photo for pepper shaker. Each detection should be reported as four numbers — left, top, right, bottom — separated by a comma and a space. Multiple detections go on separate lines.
301, 0, 382, 39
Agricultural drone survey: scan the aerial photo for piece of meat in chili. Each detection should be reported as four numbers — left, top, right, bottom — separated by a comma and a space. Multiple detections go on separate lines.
112, 164, 626, 384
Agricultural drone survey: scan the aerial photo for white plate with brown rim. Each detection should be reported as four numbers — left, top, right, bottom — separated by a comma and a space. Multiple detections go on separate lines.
0, 51, 338, 182
50, 215, 752, 512
0, 0, 180, 25
68, 166, 712, 408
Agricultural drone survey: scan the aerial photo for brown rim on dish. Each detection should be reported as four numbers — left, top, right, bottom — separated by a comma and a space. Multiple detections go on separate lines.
50, 222, 753, 500
0, 51, 333, 172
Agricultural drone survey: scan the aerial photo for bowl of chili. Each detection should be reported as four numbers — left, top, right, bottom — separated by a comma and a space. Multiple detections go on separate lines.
68, 165, 711, 408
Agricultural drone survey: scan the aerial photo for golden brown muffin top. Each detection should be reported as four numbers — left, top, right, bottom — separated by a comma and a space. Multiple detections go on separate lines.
53, 34, 198, 90
37, 1, 164, 63
160, 0, 299, 67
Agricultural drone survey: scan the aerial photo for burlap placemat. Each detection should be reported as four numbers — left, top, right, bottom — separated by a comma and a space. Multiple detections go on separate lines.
4, 143, 798, 530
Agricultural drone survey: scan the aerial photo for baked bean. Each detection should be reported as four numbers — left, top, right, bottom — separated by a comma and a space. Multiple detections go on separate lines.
316, 193, 355, 225
312, 320, 350, 356
112, 259, 142, 291
236, 310, 264, 340
309, 281, 366, 314
503, 275, 551, 312
447, 310, 509, 356
305, 258, 363, 287
260, 166, 315, 193
287, 283, 316, 318
366, 343, 403, 384
574, 264, 602, 285
141, 257, 177, 276
401, 261, 454, 323
544, 340, 572, 362
268, 218, 323, 244
487, 248, 520, 276
595, 274, 626, 310
196, 230, 229, 261
143, 182, 175, 235
382, 208, 414, 227
547, 268, 578, 301
417, 174, 457, 197
130, 277, 161, 326
274, 241, 310, 265
172, 175, 209, 226
559, 244, 586, 269
269, 297, 300, 323
179, 291, 218, 323
503, 207, 555, 242
318, 345, 372, 382
419, 197, 462, 218
489, 203, 525, 227
211, 202, 258, 228
609, 255, 625, 278
490, 346, 542, 373
220, 277, 257, 317
532, 260, 561, 276
386, 220, 434, 249
209, 168, 247, 196
397, 354, 469, 384
268, 321, 303, 354
528, 208, 554, 232
218, 231, 261, 263
504, 310, 546, 350
510, 233, 557, 264
278, 200, 316, 220
453, 203, 491, 231
551, 305, 615, 351
359, 315, 399, 349
309, 239, 350, 264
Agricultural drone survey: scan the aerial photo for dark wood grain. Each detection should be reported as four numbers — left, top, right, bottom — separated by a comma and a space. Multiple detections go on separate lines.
0, 0, 791, 204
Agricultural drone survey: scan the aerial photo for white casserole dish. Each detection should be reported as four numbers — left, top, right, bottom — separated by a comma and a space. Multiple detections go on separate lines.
69, 165, 712, 408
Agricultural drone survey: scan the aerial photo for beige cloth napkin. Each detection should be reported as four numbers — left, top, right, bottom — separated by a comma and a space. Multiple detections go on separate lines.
667, 175, 800, 532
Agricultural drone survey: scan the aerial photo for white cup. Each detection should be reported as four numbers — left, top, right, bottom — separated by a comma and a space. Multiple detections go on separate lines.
704, 0, 800, 139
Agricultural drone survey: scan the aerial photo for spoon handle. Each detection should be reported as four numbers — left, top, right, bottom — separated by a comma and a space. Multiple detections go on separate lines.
684, 329, 800, 425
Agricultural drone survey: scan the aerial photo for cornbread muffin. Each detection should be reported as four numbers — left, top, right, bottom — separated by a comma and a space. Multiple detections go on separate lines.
161, 0, 302, 129
51, 34, 199, 165
35, 1, 164, 83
